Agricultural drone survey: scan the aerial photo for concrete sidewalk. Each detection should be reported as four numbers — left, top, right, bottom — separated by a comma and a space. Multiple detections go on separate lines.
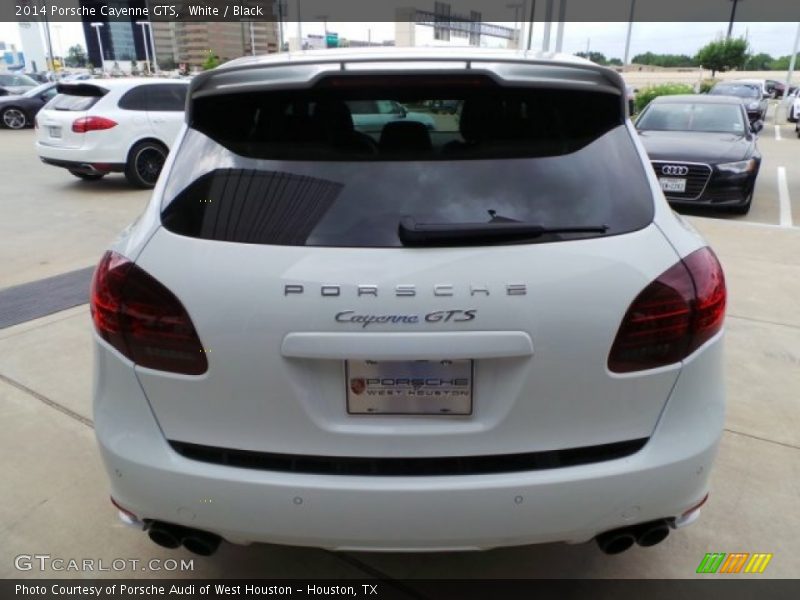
0, 217, 798, 579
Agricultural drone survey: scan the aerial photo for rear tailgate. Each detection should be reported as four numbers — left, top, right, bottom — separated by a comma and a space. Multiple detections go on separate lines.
124, 61, 685, 460
36, 82, 108, 149
132, 225, 682, 457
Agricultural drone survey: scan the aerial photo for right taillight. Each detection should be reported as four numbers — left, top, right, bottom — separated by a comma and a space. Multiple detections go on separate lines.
90, 251, 208, 375
608, 247, 726, 373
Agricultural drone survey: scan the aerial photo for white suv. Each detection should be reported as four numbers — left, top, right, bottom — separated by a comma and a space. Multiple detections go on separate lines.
36, 78, 188, 187
91, 49, 726, 556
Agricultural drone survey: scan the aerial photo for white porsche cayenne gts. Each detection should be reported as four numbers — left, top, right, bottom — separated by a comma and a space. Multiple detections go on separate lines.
91, 48, 726, 556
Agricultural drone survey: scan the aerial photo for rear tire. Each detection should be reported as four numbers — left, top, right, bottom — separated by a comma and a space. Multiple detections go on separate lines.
125, 140, 168, 188
2, 107, 27, 129
69, 169, 105, 181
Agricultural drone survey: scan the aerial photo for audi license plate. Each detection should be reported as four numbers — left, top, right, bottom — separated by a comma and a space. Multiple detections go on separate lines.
346, 359, 473, 415
659, 177, 686, 193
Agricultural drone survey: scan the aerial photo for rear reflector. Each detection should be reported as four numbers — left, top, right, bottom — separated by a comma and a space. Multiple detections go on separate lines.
608, 247, 725, 373
72, 116, 117, 133
90, 251, 208, 375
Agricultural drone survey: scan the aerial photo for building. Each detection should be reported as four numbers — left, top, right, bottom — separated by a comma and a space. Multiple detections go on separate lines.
153, 21, 279, 70
80, 0, 150, 66
16, 23, 47, 72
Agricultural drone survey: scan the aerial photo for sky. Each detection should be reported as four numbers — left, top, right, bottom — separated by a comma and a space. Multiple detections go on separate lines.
0, 21, 799, 61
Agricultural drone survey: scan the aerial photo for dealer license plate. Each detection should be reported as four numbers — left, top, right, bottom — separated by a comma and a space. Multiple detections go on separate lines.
346, 359, 473, 415
659, 177, 687, 193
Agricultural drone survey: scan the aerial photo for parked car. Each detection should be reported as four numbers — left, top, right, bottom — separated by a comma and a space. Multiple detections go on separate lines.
35, 78, 188, 187
765, 79, 786, 98
429, 99, 461, 114
708, 81, 768, 122
0, 72, 39, 96
347, 99, 436, 131
781, 86, 800, 122
635, 94, 761, 214
0, 82, 57, 129
91, 49, 725, 557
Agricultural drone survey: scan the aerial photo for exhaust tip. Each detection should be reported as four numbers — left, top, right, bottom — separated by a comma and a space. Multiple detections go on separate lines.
182, 532, 222, 556
147, 522, 182, 549
634, 521, 670, 547
595, 531, 636, 555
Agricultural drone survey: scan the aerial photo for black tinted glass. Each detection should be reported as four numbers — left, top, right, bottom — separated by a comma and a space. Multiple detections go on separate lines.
163, 76, 651, 248
118, 86, 150, 111
148, 84, 187, 111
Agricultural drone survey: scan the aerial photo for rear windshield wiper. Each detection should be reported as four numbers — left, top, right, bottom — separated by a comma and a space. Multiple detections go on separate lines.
398, 217, 609, 247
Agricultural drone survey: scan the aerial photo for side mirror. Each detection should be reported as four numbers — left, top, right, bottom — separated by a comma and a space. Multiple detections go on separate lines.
751, 120, 764, 133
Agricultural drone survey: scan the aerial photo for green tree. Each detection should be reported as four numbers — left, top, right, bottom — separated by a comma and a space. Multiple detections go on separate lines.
744, 53, 774, 71
631, 52, 696, 68
635, 83, 695, 113
768, 54, 800, 70
695, 37, 749, 77
64, 44, 87, 68
202, 50, 220, 71
575, 51, 608, 65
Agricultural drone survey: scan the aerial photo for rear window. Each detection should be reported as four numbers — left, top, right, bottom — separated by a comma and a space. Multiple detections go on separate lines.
161, 75, 653, 248
48, 84, 108, 111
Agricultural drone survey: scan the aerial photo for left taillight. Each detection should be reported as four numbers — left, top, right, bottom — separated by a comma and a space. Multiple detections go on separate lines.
90, 251, 208, 375
72, 116, 117, 133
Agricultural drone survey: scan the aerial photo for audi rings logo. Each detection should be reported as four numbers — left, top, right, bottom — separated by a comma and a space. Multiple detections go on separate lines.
662, 165, 689, 176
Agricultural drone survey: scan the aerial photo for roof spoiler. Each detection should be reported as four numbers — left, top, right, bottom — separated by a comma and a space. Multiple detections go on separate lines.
55, 83, 109, 97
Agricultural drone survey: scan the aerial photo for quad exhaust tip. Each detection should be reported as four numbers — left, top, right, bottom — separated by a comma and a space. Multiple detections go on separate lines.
146, 521, 222, 556
595, 519, 670, 554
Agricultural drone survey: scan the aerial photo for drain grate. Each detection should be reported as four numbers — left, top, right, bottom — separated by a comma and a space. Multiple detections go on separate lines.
0, 267, 95, 329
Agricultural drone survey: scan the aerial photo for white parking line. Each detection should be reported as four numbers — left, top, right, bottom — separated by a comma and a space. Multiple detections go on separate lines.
775, 125, 782, 141
777, 166, 793, 227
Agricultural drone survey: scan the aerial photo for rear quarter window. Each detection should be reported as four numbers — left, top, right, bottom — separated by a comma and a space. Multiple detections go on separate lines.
161, 74, 653, 248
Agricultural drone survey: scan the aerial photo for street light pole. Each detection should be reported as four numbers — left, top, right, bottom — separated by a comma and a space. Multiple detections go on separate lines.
726, 0, 740, 39
526, 0, 535, 51
90, 22, 105, 74
136, 21, 151, 74
147, 22, 159, 73
554, 0, 567, 53
250, 21, 256, 55
786, 22, 800, 90
623, 0, 636, 65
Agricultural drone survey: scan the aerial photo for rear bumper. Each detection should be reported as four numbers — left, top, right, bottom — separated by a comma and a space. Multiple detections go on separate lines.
39, 156, 125, 175
94, 335, 725, 551
36, 141, 127, 172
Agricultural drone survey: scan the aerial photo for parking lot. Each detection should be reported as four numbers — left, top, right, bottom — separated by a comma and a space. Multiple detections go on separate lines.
0, 103, 798, 580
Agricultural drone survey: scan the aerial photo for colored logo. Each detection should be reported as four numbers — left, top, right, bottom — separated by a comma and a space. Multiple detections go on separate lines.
697, 552, 773, 574
350, 378, 366, 395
